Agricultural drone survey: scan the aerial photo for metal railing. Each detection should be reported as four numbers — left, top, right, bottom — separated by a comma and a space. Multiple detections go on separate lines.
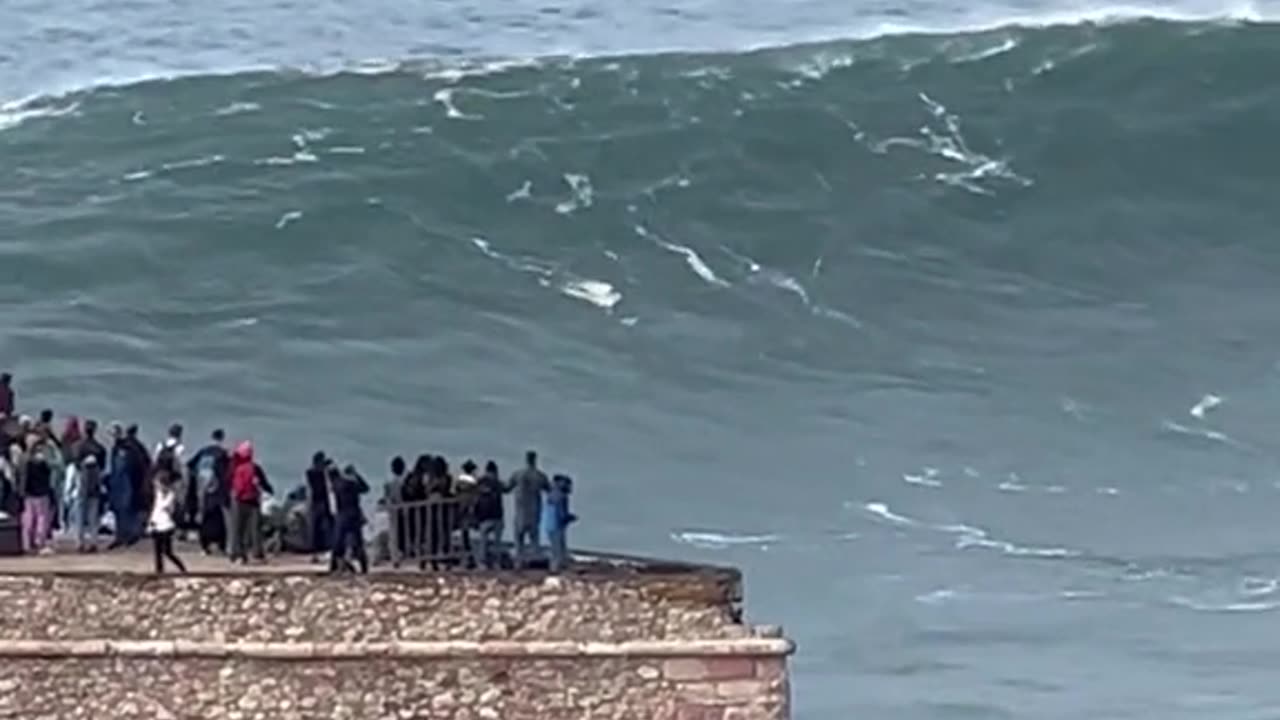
386, 495, 474, 568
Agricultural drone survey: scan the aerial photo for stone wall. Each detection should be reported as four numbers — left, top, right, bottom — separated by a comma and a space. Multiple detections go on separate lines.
0, 569, 793, 720
0, 571, 745, 642
0, 644, 789, 720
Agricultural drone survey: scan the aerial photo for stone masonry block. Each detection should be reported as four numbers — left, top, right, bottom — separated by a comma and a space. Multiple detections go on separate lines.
754, 658, 786, 681
664, 657, 756, 682
677, 704, 726, 720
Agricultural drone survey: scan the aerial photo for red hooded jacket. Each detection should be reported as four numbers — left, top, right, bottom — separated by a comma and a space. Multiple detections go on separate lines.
230, 441, 260, 504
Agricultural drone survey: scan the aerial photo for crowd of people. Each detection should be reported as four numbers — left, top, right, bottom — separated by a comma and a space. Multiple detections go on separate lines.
0, 372, 579, 575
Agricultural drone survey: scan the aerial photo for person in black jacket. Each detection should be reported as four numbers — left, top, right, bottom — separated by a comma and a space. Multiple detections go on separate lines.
187, 429, 230, 554
329, 465, 369, 574
472, 460, 509, 569
304, 452, 334, 562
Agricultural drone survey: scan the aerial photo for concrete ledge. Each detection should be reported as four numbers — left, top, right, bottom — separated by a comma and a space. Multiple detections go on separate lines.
0, 637, 795, 660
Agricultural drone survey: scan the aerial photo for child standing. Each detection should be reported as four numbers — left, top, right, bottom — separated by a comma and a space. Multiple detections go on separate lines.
148, 470, 188, 574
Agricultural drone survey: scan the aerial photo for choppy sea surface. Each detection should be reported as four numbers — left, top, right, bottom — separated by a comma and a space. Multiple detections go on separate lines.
5, 1, 1280, 717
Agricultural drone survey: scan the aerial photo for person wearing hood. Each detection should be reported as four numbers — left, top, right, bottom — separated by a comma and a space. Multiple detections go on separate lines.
18, 444, 55, 554
228, 441, 273, 564
188, 429, 230, 555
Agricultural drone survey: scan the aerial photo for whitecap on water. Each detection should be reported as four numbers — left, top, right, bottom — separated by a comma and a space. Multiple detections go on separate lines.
902, 468, 943, 488
559, 279, 621, 310
433, 88, 483, 120
863, 500, 1078, 559
213, 101, 261, 117
506, 180, 533, 202
1190, 393, 1223, 419
862, 501, 917, 526
1169, 596, 1280, 613
275, 210, 303, 229
0, 98, 79, 132
637, 225, 730, 288
555, 173, 595, 215
671, 531, 780, 550
997, 473, 1029, 493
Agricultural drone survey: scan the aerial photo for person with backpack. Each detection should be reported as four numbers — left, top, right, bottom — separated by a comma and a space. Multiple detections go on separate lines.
154, 425, 188, 528
227, 441, 272, 564
187, 429, 230, 555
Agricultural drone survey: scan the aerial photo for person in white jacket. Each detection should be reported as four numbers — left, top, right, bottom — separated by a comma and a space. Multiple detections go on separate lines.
148, 468, 188, 574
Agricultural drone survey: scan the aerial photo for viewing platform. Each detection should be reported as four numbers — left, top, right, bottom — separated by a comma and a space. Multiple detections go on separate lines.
0, 542, 793, 720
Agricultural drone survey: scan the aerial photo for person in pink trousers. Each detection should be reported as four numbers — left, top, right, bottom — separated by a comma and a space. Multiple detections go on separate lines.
19, 445, 56, 554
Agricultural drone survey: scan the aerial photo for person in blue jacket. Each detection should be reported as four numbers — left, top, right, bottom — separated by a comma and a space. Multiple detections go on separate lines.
544, 474, 577, 573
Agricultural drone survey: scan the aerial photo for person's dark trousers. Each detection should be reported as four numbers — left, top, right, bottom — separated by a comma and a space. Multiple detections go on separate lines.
329, 514, 368, 574
513, 522, 538, 568
308, 507, 333, 556
152, 530, 188, 574
473, 519, 503, 569
229, 500, 264, 562
199, 505, 226, 554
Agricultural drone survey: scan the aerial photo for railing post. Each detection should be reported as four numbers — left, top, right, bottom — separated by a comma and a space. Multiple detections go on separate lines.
388, 498, 401, 569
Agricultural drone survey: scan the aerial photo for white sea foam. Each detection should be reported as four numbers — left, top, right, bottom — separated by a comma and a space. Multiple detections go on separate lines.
555, 173, 595, 215
1190, 393, 1223, 419
864, 501, 1078, 558
997, 473, 1029, 493
948, 36, 1021, 63
868, 93, 1033, 196
863, 501, 917, 526
214, 101, 261, 117
275, 210, 303, 229
671, 531, 781, 550
3, 7, 1270, 108
636, 226, 731, 288
506, 180, 533, 202
1160, 420, 1239, 447
122, 154, 225, 181
559, 279, 621, 310
902, 468, 943, 488
0, 98, 79, 132
433, 88, 483, 120
1169, 597, 1280, 613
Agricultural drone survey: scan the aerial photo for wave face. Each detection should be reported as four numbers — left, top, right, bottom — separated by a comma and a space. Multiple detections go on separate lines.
6, 19, 1280, 720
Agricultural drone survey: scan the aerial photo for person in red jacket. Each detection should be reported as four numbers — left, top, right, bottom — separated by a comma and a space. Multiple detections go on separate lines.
227, 441, 272, 564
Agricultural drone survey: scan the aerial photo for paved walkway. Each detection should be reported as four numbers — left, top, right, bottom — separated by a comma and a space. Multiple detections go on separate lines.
0, 539, 334, 574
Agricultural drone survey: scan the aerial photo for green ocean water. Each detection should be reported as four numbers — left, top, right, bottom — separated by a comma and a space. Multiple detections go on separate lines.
5, 14, 1280, 719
